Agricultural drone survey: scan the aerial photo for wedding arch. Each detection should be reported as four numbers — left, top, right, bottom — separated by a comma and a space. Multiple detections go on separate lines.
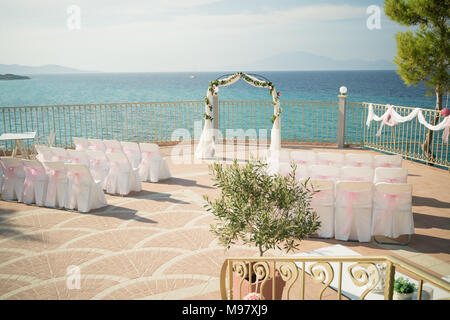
195, 72, 282, 159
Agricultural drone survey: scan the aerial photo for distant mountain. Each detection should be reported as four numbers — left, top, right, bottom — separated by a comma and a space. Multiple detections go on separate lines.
0, 64, 98, 74
235, 51, 396, 71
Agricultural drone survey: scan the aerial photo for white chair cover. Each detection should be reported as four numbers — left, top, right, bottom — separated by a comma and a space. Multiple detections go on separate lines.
308, 165, 341, 181
290, 151, 317, 166
87, 139, 106, 152
85, 150, 110, 184
295, 164, 310, 180
103, 139, 123, 154
335, 182, 373, 242
42, 161, 67, 208
104, 152, 141, 195
345, 153, 373, 168
138, 143, 171, 182
340, 166, 374, 182
34, 145, 54, 162
308, 179, 335, 238
66, 149, 90, 167
49, 147, 70, 163
65, 164, 107, 212
72, 137, 89, 151
374, 167, 408, 184
22, 159, 48, 206
0, 157, 25, 202
120, 141, 142, 169
373, 154, 402, 168
372, 183, 414, 239
317, 152, 345, 167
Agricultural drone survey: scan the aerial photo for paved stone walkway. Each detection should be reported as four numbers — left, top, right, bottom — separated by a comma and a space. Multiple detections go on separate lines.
0, 145, 448, 299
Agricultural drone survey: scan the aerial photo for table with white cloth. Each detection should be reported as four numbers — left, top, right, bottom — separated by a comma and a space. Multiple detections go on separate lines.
0, 132, 36, 159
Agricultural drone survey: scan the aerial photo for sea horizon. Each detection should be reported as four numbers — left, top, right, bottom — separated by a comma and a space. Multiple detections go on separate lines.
0, 70, 437, 109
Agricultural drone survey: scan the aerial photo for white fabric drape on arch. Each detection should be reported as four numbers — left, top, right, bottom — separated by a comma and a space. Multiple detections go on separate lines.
195, 72, 281, 159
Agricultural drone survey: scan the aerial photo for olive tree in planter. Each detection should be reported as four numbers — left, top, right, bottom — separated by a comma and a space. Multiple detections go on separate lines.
204, 159, 321, 299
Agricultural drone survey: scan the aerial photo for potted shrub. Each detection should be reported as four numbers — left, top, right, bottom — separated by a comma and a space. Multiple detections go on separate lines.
393, 277, 416, 300
204, 159, 320, 300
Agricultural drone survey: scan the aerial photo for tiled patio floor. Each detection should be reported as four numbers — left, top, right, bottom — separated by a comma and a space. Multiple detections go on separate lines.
0, 144, 448, 299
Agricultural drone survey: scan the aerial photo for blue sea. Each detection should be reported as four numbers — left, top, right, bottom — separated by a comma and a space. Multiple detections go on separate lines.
0, 70, 438, 109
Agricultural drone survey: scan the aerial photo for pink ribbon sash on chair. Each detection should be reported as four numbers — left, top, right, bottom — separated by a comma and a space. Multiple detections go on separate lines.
343, 191, 360, 236
373, 193, 400, 235
23, 167, 45, 189
107, 147, 121, 153
5, 166, 19, 178
47, 169, 64, 198
381, 177, 404, 183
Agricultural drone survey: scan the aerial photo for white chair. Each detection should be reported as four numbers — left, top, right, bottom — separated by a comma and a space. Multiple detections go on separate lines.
66, 149, 90, 167
317, 152, 345, 167
295, 164, 310, 180
374, 167, 408, 184
340, 166, 374, 182
42, 161, 67, 208
22, 159, 48, 206
73, 137, 90, 151
104, 152, 141, 195
308, 165, 341, 181
0, 157, 25, 202
65, 164, 107, 213
345, 153, 373, 168
120, 141, 142, 169
371, 183, 413, 245
49, 147, 70, 162
290, 151, 317, 166
85, 150, 110, 185
103, 139, 123, 154
373, 154, 402, 168
87, 138, 106, 152
34, 145, 54, 162
308, 179, 335, 238
138, 143, 171, 182
335, 181, 373, 242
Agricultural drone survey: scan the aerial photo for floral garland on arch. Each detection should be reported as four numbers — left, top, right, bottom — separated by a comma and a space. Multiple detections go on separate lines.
366, 103, 450, 143
195, 72, 282, 159
202, 72, 282, 123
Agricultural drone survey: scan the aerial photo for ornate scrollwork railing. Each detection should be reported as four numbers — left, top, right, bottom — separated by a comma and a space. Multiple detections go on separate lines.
220, 256, 450, 300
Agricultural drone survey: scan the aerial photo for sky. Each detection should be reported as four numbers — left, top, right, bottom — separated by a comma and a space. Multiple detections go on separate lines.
0, 0, 409, 72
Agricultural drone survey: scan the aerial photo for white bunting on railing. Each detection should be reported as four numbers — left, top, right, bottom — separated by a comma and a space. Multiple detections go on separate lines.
366, 104, 450, 143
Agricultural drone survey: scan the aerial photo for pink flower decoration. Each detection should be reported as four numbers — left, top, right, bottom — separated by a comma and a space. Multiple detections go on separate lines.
243, 292, 263, 300
277, 91, 281, 97
441, 108, 450, 117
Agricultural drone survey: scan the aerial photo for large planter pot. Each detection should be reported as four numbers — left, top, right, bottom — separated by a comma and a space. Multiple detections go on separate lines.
232, 264, 285, 300
393, 291, 414, 300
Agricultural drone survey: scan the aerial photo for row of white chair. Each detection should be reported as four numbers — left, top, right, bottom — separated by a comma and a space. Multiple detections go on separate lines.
272, 151, 403, 168
272, 163, 408, 184
305, 180, 413, 243
73, 138, 171, 177
34, 146, 142, 196
0, 157, 107, 213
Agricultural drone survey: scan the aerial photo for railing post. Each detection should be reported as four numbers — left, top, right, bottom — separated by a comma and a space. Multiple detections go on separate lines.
337, 86, 348, 148
213, 94, 219, 142
384, 261, 395, 300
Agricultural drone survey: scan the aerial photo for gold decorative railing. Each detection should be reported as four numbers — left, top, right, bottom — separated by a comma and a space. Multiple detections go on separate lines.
220, 256, 450, 300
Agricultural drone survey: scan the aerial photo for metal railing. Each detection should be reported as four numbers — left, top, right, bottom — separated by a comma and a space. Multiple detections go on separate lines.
220, 255, 450, 300
346, 102, 449, 169
0, 99, 448, 169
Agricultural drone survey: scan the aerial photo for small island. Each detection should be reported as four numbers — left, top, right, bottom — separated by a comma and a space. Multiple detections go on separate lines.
0, 73, 31, 80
